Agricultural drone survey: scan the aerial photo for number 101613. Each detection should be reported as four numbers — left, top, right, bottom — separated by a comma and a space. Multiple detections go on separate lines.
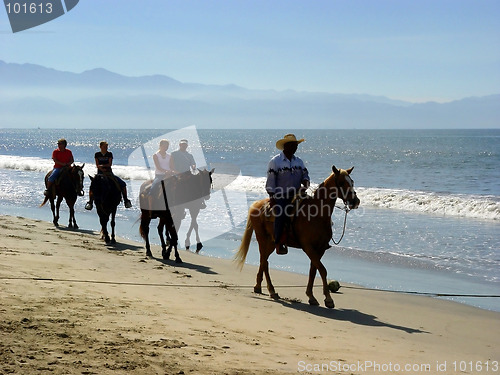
5, 2, 53, 14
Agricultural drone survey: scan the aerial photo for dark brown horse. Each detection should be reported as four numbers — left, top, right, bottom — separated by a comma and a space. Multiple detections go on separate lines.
40, 164, 85, 228
89, 174, 122, 244
138, 169, 213, 262
235, 166, 360, 309
169, 168, 214, 252
139, 177, 180, 262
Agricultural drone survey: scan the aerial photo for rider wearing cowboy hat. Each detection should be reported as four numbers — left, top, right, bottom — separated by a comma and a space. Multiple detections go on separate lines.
266, 134, 310, 254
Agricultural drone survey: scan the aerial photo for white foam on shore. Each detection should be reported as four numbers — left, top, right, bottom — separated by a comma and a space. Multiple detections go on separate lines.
1, 154, 499, 221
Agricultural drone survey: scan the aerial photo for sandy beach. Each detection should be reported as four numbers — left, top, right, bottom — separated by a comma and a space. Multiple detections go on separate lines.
0, 214, 499, 375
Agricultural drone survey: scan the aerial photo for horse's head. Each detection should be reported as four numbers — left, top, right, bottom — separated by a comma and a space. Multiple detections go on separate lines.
71, 164, 85, 196
324, 165, 360, 210
89, 174, 109, 203
197, 168, 214, 201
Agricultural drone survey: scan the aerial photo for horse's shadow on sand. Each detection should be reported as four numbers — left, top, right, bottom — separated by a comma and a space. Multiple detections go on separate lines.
148, 254, 218, 275
255, 294, 428, 334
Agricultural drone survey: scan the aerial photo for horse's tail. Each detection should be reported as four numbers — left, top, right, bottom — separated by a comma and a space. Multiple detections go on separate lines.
139, 213, 146, 240
234, 211, 254, 270
139, 211, 149, 240
40, 195, 49, 207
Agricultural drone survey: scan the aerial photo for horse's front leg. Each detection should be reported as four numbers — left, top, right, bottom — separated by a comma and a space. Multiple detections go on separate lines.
110, 210, 116, 244
100, 214, 110, 243
67, 199, 77, 229
191, 209, 203, 253
310, 258, 334, 309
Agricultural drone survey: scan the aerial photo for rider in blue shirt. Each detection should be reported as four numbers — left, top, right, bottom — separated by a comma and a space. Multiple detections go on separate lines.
266, 134, 310, 255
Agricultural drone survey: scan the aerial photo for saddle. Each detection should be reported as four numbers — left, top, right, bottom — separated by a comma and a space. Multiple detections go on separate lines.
263, 193, 309, 222
264, 192, 309, 249
100, 172, 121, 192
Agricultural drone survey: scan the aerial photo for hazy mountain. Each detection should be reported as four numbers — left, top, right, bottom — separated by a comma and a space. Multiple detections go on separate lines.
1, 60, 498, 129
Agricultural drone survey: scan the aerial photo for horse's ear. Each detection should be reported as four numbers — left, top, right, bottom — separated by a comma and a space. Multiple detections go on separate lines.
89, 175, 94, 181
346, 167, 354, 175
332, 165, 340, 175
209, 168, 215, 175
82, 163, 85, 169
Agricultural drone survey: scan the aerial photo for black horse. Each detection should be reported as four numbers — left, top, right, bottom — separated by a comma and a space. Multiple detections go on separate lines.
89, 174, 122, 244
169, 169, 214, 252
41, 164, 85, 228
139, 179, 180, 262
138, 168, 214, 262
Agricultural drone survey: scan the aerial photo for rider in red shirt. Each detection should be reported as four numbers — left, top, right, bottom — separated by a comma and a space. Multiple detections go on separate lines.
45, 138, 74, 196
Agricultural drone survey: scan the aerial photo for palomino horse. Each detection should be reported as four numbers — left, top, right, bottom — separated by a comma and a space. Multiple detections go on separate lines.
41, 164, 85, 228
235, 165, 360, 309
138, 168, 214, 262
89, 174, 122, 244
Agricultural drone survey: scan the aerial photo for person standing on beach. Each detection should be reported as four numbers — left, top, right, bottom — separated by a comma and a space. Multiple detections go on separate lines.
170, 139, 196, 174
44, 138, 75, 196
266, 134, 310, 255
85, 141, 132, 210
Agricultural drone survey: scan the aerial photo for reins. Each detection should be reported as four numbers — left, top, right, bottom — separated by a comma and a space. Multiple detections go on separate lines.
331, 203, 350, 245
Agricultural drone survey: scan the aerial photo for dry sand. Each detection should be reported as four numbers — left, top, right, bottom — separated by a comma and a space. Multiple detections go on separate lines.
0, 214, 499, 374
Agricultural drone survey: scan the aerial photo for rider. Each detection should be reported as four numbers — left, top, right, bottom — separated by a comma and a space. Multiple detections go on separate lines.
85, 141, 132, 210
266, 134, 310, 255
147, 139, 175, 210
44, 138, 75, 197
170, 139, 196, 174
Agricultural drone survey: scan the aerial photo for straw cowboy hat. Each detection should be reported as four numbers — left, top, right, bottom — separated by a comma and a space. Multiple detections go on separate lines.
275, 133, 305, 150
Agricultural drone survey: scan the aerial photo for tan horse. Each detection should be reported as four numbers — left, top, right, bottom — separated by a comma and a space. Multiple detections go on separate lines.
235, 165, 360, 309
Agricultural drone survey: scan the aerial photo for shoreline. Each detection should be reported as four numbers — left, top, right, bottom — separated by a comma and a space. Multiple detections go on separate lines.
1, 214, 499, 374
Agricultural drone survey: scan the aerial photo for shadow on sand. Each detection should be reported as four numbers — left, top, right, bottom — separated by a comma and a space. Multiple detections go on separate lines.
253, 293, 428, 334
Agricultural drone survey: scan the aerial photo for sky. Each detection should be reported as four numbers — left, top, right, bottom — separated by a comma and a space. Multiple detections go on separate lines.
1, 0, 499, 103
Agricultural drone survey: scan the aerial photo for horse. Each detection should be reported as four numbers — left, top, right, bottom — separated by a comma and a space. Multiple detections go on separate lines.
139, 179, 180, 262
169, 169, 214, 252
40, 164, 85, 228
235, 165, 360, 309
138, 168, 214, 262
88, 174, 122, 244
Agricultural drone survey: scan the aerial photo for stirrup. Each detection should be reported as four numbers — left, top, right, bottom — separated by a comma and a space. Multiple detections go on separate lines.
85, 202, 93, 210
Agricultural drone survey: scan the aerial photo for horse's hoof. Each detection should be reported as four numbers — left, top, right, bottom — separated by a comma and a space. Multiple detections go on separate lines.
254, 286, 262, 294
162, 250, 169, 260
270, 293, 280, 300
325, 298, 335, 309
68, 224, 73, 229
175, 257, 183, 264
308, 297, 320, 306
110, 239, 116, 244
145, 250, 153, 258
74, 224, 79, 229
185, 245, 190, 250
196, 243, 203, 253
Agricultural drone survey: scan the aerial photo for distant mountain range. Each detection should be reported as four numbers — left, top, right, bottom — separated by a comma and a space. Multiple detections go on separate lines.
1, 60, 498, 129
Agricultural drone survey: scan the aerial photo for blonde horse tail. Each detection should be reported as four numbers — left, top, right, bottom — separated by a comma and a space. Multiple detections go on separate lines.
40, 196, 49, 207
234, 212, 254, 270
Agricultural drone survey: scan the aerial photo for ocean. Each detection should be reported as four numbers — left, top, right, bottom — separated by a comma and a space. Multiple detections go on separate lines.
0, 128, 499, 311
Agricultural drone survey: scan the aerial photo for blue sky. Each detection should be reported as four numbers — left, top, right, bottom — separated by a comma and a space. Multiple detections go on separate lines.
1, 0, 499, 102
